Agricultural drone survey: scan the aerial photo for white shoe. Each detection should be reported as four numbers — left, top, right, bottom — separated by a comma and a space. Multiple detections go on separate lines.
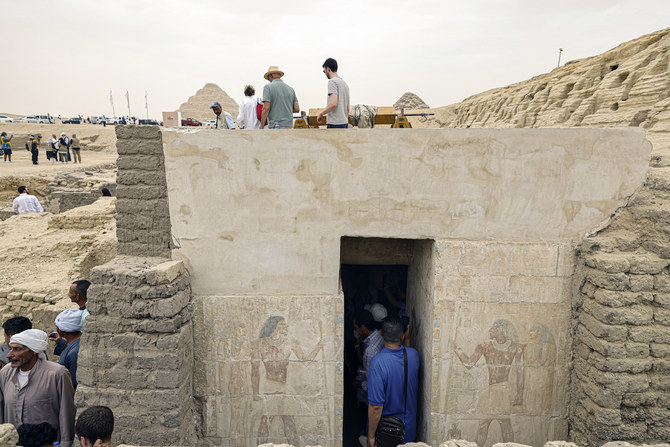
358, 435, 367, 447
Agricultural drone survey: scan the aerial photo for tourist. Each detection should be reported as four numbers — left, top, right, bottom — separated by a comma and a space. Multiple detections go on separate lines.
27, 135, 39, 165
317, 58, 350, 128
75, 406, 115, 447
13, 186, 44, 214
47, 134, 59, 163
58, 132, 69, 163
71, 133, 82, 163
1, 132, 13, 162
49, 308, 84, 389
210, 101, 230, 129
237, 85, 262, 130
260, 65, 299, 129
367, 317, 420, 447
0, 317, 32, 367
101, 188, 112, 197
0, 329, 75, 447
17, 422, 58, 447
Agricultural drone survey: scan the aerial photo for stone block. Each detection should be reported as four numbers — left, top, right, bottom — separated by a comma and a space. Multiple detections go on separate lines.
655, 274, 670, 292
630, 275, 654, 292
580, 374, 623, 408
621, 391, 660, 407
148, 290, 190, 318
115, 198, 171, 217
650, 343, 670, 358
116, 169, 167, 187
117, 138, 165, 156
628, 254, 670, 274
585, 268, 630, 291
115, 184, 166, 200
146, 260, 185, 286
6, 292, 22, 301
116, 124, 162, 142
585, 254, 630, 273
593, 289, 653, 307
654, 307, 670, 325
629, 326, 670, 344
630, 274, 655, 292
589, 350, 653, 374
439, 441, 479, 447
542, 443, 579, 447
116, 154, 165, 173
583, 299, 653, 326
581, 396, 622, 425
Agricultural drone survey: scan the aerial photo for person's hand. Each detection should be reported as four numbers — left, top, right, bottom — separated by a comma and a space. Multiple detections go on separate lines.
48, 331, 61, 344
367, 435, 376, 447
317, 112, 324, 124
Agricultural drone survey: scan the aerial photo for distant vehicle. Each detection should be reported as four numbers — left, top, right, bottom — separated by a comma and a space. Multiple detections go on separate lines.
34, 115, 53, 124
62, 117, 81, 124
15, 116, 38, 123
202, 120, 216, 127
181, 117, 202, 126
138, 119, 160, 125
0, 115, 13, 123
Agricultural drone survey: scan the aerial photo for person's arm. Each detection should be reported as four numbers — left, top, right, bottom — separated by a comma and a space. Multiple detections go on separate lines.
59, 369, 76, 447
261, 102, 270, 128
12, 199, 19, 214
34, 197, 44, 213
454, 343, 484, 369
293, 101, 300, 114
52, 337, 66, 355
317, 94, 338, 123
367, 404, 383, 447
237, 104, 245, 129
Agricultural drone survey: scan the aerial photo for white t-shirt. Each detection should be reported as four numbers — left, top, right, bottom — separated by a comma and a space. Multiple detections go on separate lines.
18, 370, 30, 388
237, 95, 261, 129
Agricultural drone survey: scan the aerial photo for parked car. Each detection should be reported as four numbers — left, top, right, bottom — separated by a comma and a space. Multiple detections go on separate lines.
14, 116, 38, 123
138, 119, 160, 125
181, 117, 202, 126
62, 117, 81, 124
0, 115, 13, 123
34, 115, 53, 124
202, 120, 216, 127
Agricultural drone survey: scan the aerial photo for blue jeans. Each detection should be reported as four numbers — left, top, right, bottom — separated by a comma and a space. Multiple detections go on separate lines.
327, 123, 348, 128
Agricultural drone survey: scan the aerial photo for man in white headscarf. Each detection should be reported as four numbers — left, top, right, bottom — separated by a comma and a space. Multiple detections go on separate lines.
49, 308, 84, 389
0, 329, 75, 447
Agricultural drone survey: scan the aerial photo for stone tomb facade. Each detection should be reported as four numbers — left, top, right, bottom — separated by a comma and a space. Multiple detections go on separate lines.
77, 126, 652, 447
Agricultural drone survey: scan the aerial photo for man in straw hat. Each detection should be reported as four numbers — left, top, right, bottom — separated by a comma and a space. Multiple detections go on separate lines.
260, 65, 300, 129
0, 328, 75, 447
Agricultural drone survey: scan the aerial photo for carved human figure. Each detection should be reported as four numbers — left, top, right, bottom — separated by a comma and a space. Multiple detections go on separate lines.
252, 316, 323, 446
522, 323, 556, 413
454, 319, 524, 446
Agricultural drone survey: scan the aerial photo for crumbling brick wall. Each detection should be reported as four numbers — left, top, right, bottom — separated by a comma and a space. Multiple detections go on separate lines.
571, 152, 670, 445
76, 126, 195, 445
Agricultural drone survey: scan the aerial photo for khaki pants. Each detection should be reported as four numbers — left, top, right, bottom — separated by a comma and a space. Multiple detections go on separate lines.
72, 148, 81, 163
59, 151, 67, 162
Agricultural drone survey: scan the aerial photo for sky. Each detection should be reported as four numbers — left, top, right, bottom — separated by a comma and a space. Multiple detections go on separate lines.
2, 0, 669, 120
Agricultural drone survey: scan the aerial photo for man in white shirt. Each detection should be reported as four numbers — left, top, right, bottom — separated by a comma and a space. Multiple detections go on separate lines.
12, 186, 44, 214
237, 85, 262, 130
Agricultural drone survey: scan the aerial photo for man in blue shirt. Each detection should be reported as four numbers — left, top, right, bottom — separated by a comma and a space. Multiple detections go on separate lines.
49, 309, 84, 389
367, 317, 420, 447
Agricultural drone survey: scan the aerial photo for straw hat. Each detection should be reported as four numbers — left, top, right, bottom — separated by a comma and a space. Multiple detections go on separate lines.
264, 65, 284, 81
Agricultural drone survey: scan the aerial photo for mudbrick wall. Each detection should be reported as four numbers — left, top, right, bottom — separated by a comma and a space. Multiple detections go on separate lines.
571, 143, 670, 445
76, 126, 196, 445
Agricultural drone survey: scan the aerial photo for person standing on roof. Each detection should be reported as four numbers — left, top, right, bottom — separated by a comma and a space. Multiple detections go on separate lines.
260, 66, 299, 129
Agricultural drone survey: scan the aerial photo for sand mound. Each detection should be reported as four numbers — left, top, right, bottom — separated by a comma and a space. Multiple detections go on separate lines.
410, 27, 670, 130
177, 83, 238, 122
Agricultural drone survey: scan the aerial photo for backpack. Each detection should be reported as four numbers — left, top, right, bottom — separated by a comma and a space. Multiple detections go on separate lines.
256, 99, 263, 121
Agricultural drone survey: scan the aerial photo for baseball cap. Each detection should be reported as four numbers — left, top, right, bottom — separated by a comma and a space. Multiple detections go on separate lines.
210, 102, 221, 108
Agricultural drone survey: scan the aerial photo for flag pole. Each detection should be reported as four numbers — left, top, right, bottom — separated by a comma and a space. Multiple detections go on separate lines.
110, 90, 116, 118
145, 91, 149, 119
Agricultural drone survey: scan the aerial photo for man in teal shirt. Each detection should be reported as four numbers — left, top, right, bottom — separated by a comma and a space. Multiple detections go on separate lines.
261, 66, 300, 129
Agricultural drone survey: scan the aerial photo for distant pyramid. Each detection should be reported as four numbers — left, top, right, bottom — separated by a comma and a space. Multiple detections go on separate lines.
394, 92, 429, 110
177, 83, 239, 122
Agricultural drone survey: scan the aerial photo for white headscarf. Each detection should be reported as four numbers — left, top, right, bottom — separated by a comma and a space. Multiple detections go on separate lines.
10, 329, 49, 360
55, 308, 84, 333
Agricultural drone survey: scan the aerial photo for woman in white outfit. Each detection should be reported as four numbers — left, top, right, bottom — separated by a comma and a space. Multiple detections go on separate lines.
236, 85, 262, 130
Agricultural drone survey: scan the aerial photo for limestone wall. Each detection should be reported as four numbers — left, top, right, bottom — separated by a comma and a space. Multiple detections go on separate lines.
157, 127, 651, 447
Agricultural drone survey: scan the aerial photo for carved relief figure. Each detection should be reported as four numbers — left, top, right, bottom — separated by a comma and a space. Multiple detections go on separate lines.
252, 316, 323, 446
522, 323, 556, 414
454, 319, 524, 447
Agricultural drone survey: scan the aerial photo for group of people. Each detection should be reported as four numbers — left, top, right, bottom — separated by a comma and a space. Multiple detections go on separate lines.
0, 132, 83, 165
345, 270, 420, 447
0, 280, 115, 447
211, 58, 351, 130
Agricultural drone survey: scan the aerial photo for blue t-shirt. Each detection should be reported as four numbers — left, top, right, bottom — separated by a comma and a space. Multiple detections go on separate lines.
368, 347, 420, 443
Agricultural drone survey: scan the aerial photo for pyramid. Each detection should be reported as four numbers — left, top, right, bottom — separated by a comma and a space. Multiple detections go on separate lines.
177, 83, 239, 122
393, 92, 430, 110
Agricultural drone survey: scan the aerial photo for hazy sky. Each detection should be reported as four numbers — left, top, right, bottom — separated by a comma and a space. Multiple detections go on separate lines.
3, 0, 669, 119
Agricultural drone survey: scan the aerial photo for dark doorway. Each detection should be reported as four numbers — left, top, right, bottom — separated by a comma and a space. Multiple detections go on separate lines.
340, 237, 434, 446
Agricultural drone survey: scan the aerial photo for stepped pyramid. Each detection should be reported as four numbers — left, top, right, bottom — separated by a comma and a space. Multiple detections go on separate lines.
394, 92, 430, 110
177, 83, 238, 122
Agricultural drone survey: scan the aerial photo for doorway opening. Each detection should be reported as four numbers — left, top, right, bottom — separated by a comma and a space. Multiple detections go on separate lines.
340, 237, 434, 446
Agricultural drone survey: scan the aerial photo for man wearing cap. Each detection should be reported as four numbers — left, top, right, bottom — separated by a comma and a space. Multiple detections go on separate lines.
0, 329, 75, 447
261, 65, 300, 129
210, 102, 234, 129
25, 135, 39, 165
49, 309, 84, 389
58, 132, 69, 163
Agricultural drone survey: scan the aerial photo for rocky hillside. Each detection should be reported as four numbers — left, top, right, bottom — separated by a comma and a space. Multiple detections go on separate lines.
177, 83, 238, 122
412, 28, 669, 131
